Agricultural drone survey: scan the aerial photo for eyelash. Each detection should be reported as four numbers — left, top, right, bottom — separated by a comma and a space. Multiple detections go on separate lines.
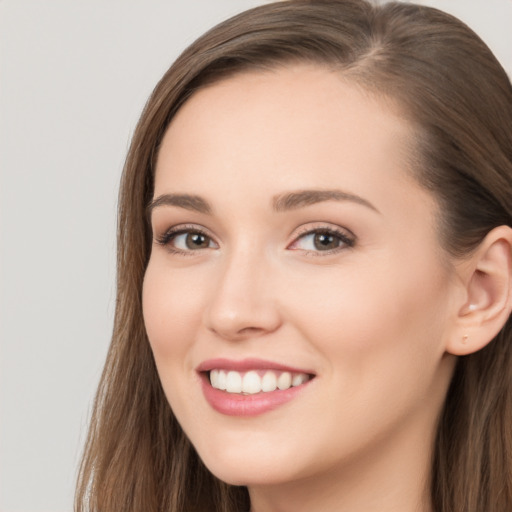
155, 224, 214, 256
290, 225, 355, 255
155, 224, 356, 256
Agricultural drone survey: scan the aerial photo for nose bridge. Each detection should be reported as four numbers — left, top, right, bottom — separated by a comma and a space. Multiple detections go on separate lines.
204, 240, 281, 340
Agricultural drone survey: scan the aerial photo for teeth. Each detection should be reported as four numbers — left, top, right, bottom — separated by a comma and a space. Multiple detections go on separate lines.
242, 371, 261, 394
217, 370, 227, 390
261, 371, 277, 392
209, 369, 310, 394
226, 371, 242, 393
292, 373, 306, 386
210, 369, 227, 390
277, 372, 292, 390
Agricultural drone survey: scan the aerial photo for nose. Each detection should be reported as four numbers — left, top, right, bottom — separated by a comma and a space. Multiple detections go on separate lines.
203, 248, 282, 341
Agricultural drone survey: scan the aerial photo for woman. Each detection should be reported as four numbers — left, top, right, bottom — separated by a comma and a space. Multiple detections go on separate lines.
75, 1, 512, 511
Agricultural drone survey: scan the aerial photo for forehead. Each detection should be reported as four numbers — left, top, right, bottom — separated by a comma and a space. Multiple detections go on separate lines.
154, 64, 432, 222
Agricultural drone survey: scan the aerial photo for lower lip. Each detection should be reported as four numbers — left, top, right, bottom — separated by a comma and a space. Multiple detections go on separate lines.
200, 374, 312, 417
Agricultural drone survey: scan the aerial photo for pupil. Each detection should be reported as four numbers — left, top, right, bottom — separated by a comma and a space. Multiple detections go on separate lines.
314, 233, 338, 250
186, 233, 208, 249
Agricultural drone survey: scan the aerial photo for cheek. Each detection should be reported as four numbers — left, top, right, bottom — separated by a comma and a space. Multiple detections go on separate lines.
142, 259, 211, 425
279, 259, 454, 458
142, 259, 204, 360
285, 254, 452, 384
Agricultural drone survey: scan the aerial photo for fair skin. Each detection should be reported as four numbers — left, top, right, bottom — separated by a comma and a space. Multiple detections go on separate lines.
143, 65, 512, 512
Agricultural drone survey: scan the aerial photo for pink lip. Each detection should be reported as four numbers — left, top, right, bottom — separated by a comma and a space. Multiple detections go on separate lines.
196, 357, 314, 374
197, 358, 315, 417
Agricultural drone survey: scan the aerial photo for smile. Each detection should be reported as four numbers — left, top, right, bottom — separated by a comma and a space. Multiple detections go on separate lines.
197, 358, 315, 416
209, 369, 311, 394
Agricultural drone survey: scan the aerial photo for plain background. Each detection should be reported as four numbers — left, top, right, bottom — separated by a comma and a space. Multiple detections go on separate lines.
0, 1, 510, 511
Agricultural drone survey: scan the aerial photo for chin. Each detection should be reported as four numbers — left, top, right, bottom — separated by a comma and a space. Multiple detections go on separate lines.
195, 437, 306, 487
204, 459, 294, 487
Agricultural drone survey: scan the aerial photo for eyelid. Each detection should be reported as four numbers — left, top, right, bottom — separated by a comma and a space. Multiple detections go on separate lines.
287, 223, 356, 254
155, 224, 219, 253
154, 222, 356, 256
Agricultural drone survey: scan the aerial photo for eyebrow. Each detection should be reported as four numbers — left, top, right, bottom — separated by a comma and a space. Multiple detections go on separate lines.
272, 189, 379, 213
147, 188, 379, 217
147, 193, 212, 216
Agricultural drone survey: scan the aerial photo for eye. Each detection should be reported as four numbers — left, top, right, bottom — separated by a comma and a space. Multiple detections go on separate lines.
173, 231, 215, 250
156, 226, 218, 253
288, 227, 355, 253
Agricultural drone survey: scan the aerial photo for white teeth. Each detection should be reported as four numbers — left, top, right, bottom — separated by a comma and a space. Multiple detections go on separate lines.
261, 371, 277, 392
226, 371, 242, 393
209, 369, 227, 390
217, 370, 227, 390
210, 369, 219, 387
292, 373, 306, 387
242, 371, 261, 394
209, 369, 310, 394
277, 372, 292, 390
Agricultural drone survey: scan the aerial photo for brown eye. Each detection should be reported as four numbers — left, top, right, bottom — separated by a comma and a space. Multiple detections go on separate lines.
185, 232, 211, 249
156, 228, 217, 252
288, 227, 355, 253
313, 232, 341, 251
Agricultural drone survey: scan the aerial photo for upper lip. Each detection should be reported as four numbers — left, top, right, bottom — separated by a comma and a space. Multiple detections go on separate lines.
196, 357, 315, 375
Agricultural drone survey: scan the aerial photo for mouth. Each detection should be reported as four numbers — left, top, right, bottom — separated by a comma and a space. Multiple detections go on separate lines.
208, 368, 312, 394
197, 358, 316, 416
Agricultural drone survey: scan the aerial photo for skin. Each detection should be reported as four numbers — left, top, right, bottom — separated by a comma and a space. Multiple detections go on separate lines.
143, 65, 465, 512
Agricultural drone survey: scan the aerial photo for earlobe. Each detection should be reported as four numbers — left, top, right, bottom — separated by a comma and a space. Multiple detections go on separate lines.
447, 225, 512, 356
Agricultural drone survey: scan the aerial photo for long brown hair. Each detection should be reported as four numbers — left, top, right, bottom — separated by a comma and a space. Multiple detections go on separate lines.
75, 1, 512, 510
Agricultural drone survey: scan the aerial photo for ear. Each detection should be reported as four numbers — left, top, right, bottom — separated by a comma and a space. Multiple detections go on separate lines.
447, 225, 512, 356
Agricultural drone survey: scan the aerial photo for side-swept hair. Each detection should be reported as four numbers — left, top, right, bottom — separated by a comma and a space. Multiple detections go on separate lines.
76, 1, 512, 510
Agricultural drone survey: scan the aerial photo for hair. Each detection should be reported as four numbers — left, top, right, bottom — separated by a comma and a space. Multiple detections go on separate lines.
75, 1, 512, 511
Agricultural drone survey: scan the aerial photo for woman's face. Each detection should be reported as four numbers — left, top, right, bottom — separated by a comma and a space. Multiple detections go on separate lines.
143, 65, 459, 490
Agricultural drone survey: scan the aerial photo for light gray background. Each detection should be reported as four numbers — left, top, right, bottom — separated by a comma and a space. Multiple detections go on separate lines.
1, 1, 510, 511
